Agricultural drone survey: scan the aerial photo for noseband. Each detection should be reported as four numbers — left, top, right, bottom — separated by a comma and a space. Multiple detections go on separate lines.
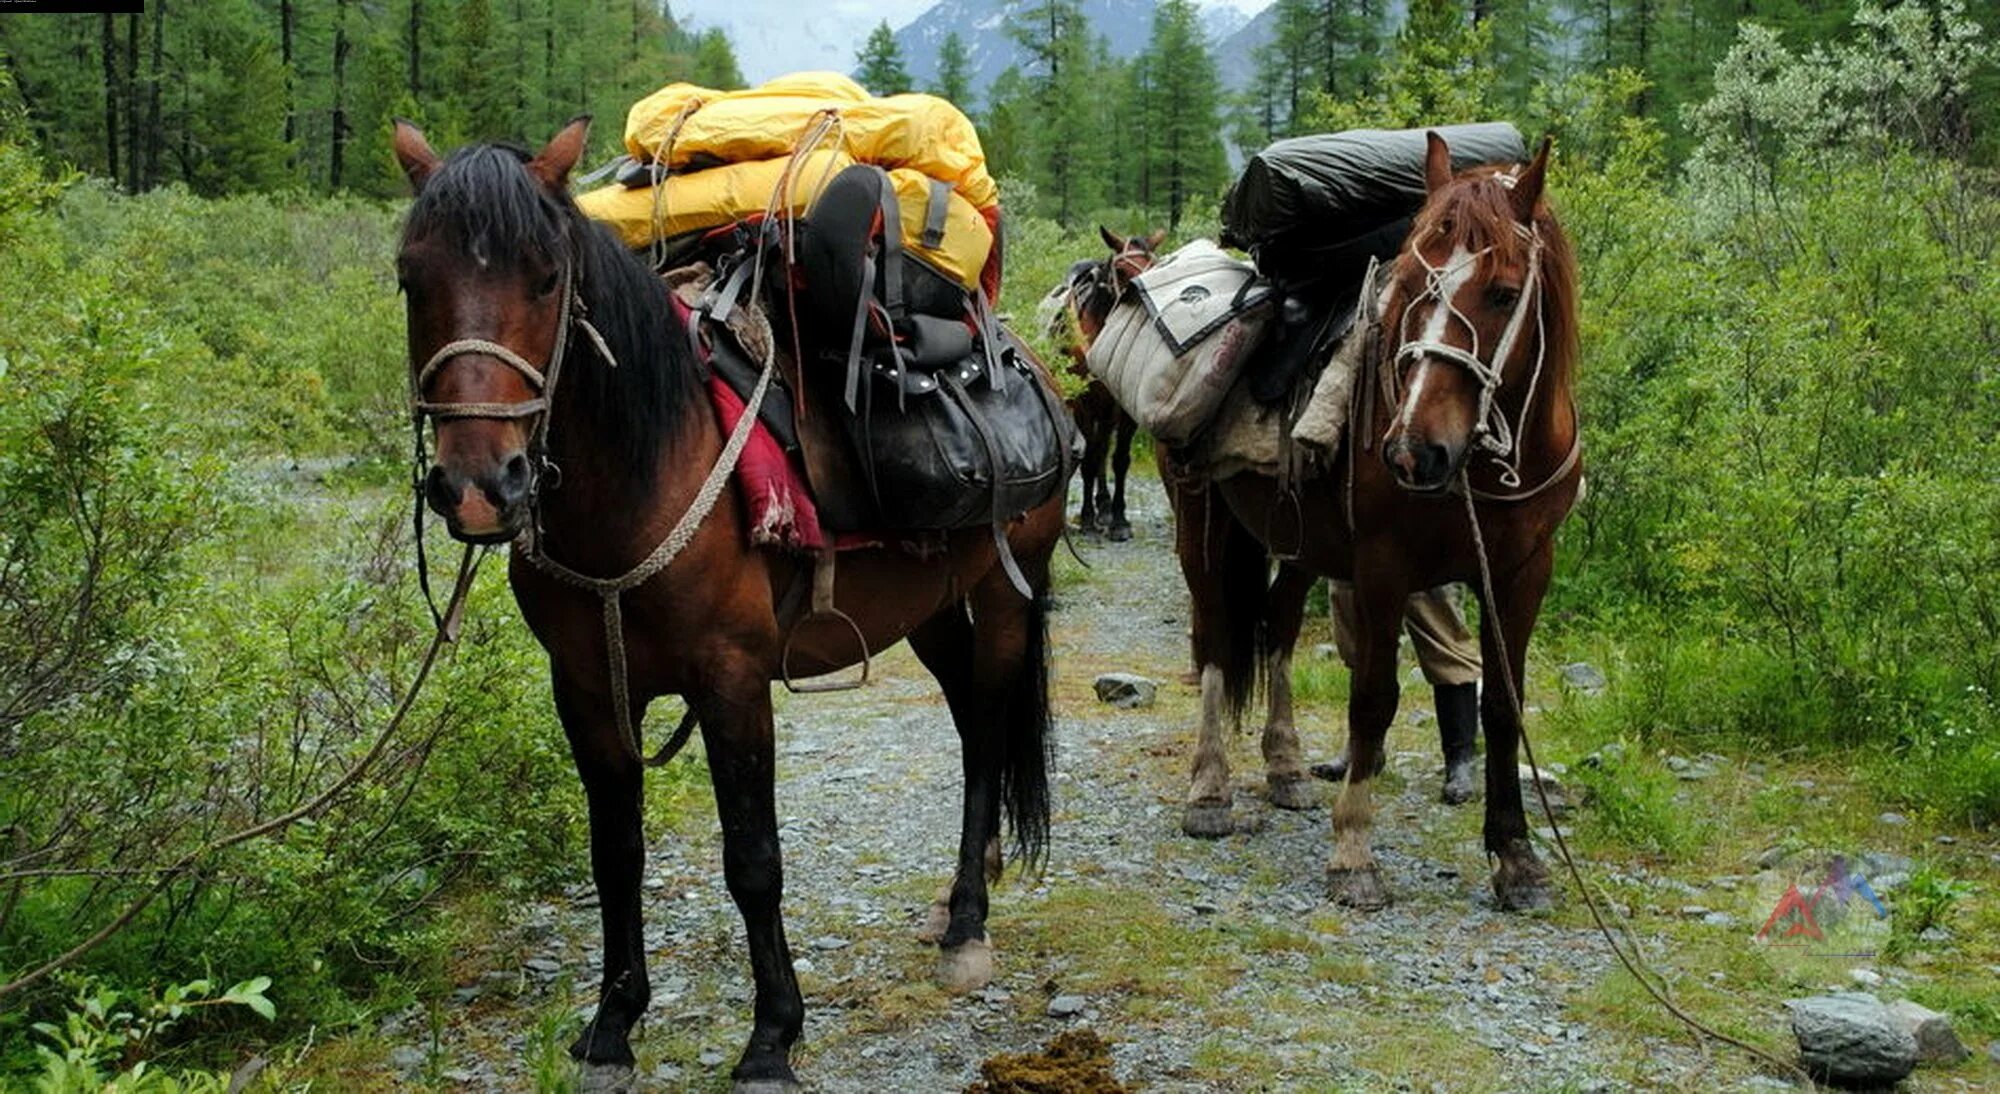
1388, 214, 1547, 491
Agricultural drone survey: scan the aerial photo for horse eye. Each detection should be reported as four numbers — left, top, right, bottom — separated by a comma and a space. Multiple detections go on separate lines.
1488, 285, 1521, 308
535, 271, 560, 298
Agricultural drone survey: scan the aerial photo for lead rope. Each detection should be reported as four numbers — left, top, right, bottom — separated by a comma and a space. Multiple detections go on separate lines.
1461, 477, 1814, 1088
518, 304, 778, 765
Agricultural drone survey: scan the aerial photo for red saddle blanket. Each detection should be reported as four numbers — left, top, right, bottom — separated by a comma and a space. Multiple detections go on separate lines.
707, 376, 826, 553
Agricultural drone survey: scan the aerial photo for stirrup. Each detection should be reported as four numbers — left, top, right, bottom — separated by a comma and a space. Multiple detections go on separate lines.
1264, 487, 1305, 562
780, 549, 870, 693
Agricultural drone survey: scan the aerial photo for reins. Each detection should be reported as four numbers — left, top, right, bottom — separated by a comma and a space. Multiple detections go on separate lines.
1461, 479, 1815, 1088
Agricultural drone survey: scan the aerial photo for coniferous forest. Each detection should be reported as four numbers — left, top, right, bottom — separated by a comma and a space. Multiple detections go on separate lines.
3, 0, 2000, 1088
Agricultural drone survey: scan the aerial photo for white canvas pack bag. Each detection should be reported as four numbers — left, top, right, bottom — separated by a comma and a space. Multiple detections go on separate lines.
1084, 240, 1275, 444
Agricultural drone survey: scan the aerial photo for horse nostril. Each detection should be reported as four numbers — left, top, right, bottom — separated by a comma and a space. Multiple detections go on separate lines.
500, 452, 533, 497
424, 465, 458, 513
1418, 444, 1452, 482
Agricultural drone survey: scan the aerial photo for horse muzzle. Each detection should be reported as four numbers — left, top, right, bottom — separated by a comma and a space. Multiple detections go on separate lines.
424, 453, 535, 543
1383, 436, 1463, 495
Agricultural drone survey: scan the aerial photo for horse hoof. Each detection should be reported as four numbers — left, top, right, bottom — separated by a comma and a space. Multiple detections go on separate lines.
1493, 870, 1554, 912
569, 1027, 635, 1069
916, 897, 951, 943
936, 937, 995, 994
1266, 775, 1321, 811
575, 1063, 638, 1093
1181, 801, 1234, 839
1441, 763, 1479, 805
1106, 521, 1133, 542
1327, 866, 1392, 910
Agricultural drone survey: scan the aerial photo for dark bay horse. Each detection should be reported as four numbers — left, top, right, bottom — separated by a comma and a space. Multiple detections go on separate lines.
393, 119, 1062, 1090
1218, 133, 1582, 911
1040, 227, 1160, 540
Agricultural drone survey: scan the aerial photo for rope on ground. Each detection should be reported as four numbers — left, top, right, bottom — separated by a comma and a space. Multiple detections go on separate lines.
1461, 474, 1815, 1089
0, 545, 486, 1002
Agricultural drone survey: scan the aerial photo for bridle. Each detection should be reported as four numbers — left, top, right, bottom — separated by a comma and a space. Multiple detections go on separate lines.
406, 260, 617, 621
1383, 183, 1577, 501
1053, 241, 1154, 360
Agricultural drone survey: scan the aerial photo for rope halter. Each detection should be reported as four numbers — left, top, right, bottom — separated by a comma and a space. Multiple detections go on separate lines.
1390, 213, 1547, 491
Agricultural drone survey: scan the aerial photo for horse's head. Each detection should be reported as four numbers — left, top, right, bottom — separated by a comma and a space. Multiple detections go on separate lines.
1380, 132, 1556, 494
393, 117, 591, 543
1039, 227, 1167, 361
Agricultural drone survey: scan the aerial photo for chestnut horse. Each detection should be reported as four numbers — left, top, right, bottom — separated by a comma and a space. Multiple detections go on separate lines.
1047, 229, 1325, 831
1040, 227, 1157, 540
1081, 135, 1580, 910
393, 119, 1061, 1090
1229, 133, 1580, 910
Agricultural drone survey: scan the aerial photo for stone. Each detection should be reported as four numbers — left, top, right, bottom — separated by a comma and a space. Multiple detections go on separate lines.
810, 935, 849, 951
1313, 643, 1337, 660
1848, 968, 1882, 989
388, 1046, 426, 1071
1093, 672, 1158, 709
1665, 755, 1718, 781
1515, 764, 1574, 814
1878, 811, 1908, 827
523, 956, 562, 975
1885, 1000, 1968, 1066
1786, 993, 1917, 1087
698, 1047, 728, 1068
1047, 994, 1087, 1018
1560, 662, 1607, 694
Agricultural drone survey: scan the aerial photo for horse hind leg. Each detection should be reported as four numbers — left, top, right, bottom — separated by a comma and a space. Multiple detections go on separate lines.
1262, 564, 1319, 812
908, 570, 1053, 994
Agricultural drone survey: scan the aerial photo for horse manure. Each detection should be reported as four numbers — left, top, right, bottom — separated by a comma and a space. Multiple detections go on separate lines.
966, 1030, 1132, 1093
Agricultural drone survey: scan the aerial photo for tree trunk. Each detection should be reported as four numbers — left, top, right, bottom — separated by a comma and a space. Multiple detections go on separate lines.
100, 13, 119, 186
124, 11, 140, 193
281, 0, 296, 152
409, 0, 423, 99
145, 0, 165, 190
331, 0, 350, 190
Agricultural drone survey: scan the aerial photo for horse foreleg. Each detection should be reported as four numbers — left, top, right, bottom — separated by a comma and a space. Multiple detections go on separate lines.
1327, 573, 1403, 910
1478, 542, 1556, 912
1075, 399, 1109, 534
1262, 564, 1318, 811
554, 681, 651, 1068
692, 676, 804, 1090
1105, 412, 1137, 542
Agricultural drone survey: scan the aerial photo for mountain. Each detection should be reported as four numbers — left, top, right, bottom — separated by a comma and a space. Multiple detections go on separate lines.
669, 0, 939, 85
1213, 4, 1275, 92
894, 0, 1273, 102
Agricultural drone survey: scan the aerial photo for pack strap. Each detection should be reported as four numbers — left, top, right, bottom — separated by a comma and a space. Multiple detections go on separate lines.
921, 178, 951, 250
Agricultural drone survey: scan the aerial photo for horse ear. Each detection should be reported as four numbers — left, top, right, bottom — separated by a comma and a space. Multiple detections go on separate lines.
1424, 130, 1453, 194
392, 118, 440, 190
1098, 225, 1126, 253
1143, 228, 1168, 251
528, 115, 592, 189
1510, 135, 1553, 220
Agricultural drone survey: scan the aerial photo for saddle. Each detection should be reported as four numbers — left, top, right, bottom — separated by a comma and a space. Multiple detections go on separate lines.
677, 164, 1078, 597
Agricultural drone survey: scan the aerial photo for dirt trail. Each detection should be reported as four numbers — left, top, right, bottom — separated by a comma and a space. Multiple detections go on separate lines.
384, 474, 1795, 1092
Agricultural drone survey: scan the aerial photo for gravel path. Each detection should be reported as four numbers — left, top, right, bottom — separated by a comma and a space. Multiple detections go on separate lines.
385, 474, 1780, 1092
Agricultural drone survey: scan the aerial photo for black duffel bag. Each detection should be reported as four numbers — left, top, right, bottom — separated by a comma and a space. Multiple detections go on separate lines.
842, 324, 1075, 534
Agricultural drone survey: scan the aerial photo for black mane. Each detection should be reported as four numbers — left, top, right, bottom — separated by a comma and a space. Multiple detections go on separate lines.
402, 144, 700, 490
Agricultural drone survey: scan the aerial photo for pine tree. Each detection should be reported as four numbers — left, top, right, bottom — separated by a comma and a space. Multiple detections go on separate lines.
1006, 0, 1101, 225
691, 27, 744, 90
932, 31, 973, 108
854, 20, 912, 95
1137, 0, 1225, 228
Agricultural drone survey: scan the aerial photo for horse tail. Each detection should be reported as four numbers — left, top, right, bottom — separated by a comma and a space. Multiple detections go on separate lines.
1216, 501, 1270, 724
1001, 589, 1056, 873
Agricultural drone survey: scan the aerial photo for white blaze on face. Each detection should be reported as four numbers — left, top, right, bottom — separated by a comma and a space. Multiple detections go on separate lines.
1397, 245, 1475, 432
